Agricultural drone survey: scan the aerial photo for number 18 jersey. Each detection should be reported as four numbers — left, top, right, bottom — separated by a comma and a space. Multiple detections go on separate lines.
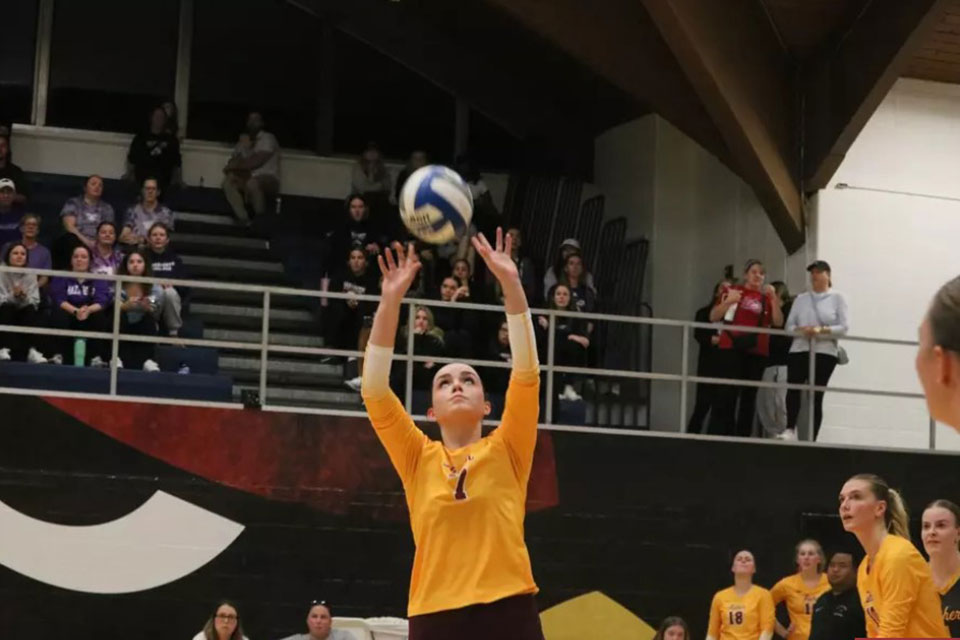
708, 585, 776, 640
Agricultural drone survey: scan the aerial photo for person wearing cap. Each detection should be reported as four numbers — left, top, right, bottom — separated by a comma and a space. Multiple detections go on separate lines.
543, 238, 595, 300
782, 260, 849, 441
0, 135, 29, 205
277, 600, 353, 640
0, 178, 25, 247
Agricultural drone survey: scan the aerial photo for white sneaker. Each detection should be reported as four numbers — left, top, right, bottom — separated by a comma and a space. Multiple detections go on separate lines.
143, 359, 160, 372
559, 384, 582, 401
344, 376, 362, 392
49, 354, 63, 365
26, 348, 47, 364
90, 356, 123, 369
0, 348, 11, 361
776, 428, 797, 441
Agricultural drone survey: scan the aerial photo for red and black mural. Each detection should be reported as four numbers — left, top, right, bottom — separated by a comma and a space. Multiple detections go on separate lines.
0, 393, 958, 638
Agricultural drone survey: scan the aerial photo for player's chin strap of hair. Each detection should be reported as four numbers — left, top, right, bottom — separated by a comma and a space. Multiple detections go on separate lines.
361, 310, 539, 398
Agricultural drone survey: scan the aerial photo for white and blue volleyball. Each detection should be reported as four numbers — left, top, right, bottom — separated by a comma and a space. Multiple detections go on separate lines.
399, 165, 473, 244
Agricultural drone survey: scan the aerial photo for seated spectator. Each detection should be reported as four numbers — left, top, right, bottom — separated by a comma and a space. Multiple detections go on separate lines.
126, 106, 182, 194
488, 226, 537, 305
55, 175, 115, 268
1, 214, 51, 288
451, 257, 483, 302
120, 178, 174, 249
324, 248, 380, 391
49, 245, 111, 367
560, 251, 598, 346
351, 141, 391, 199
653, 617, 691, 640
0, 135, 29, 205
455, 154, 501, 239
192, 600, 249, 640
278, 600, 354, 640
418, 224, 475, 294
145, 223, 187, 336
391, 305, 445, 411
393, 149, 428, 203
91, 221, 123, 276
323, 194, 386, 278
222, 111, 281, 223
543, 238, 594, 299
0, 178, 25, 247
161, 100, 181, 139
537, 284, 589, 401
117, 251, 161, 372
432, 275, 480, 358
483, 317, 512, 397
0, 243, 46, 363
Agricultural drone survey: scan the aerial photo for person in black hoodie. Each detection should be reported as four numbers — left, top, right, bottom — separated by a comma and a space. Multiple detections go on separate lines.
125, 106, 182, 195
328, 248, 380, 391
145, 223, 189, 336
537, 284, 589, 402
389, 305, 446, 414
431, 275, 480, 359
324, 194, 387, 279
687, 280, 729, 433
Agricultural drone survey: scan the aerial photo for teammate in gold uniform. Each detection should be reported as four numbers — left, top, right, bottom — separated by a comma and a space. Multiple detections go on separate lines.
922, 499, 960, 637
839, 473, 949, 638
707, 550, 776, 640
770, 539, 830, 640
360, 232, 543, 640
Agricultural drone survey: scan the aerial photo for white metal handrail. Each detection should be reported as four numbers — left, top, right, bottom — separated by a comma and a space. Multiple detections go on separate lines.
0, 265, 931, 447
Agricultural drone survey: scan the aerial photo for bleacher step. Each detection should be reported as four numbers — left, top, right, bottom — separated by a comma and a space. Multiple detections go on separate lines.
219, 355, 340, 377
204, 327, 324, 348
191, 303, 313, 323
234, 385, 360, 406
181, 255, 284, 273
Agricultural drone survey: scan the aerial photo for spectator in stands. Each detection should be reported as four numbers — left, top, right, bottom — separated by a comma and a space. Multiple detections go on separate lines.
489, 227, 537, 305
432, 275, 480, 358
687, 281, 728, 434
351, 141, 391, 200
483, 317, 512, 410
653, 617, 690, 640
0, 178, 25, 247
120, 177, 175, 249
90, 221, 123, 276
126, 106, 182, 195
783, 261, 849, 441
0, 243, 47, 363
324, 194, 386, 278
560, 251, 597, 338
708, 259, 783, 437
3, 214, 52, 288
117, 251, 161, 372
391, 305, 445, 411
808, 548, 865, 640
538, 284, 589, 401
451, 257, 482, 302
278, 600, 354, 640
145, 223, 187, 336
757, 281, 793, 439
455, 154, 501, 240
543, 238, 594, 299
57, 175, 115, 268
393, 149, 428, 203
325, 248, 380, 391
0, 136, 29, 205
192, 600, 248, 640
49, 245, 111, 367
161, 100, 181, 139
706, 550, 775, 640
222, 111, 281, 223
418, 225, 475, 295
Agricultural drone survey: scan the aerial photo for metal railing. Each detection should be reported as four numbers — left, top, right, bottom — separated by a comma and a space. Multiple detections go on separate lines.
0, 265, 933, 448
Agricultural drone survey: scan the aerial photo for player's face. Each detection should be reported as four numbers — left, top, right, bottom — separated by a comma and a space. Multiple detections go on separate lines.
826, 553, 854, 590
838, 479, 884, 533
922, 506, 960, 556
745, 264, 765, 289
916, 317, 957, 426
431, 363, 489, 426
796, 543, 820, 572
731, 550, 755, 576
663, 624, 686, 640
306, 604, 332, 636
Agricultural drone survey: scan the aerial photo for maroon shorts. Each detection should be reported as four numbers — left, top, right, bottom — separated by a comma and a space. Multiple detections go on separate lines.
409, 594, 544, 640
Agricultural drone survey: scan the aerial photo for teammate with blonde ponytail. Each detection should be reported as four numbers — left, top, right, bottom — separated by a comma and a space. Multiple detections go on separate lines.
838, 473, 947, 637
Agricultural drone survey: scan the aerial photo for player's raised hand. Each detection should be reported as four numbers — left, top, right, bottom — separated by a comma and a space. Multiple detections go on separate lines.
378, 242, 420, 302
472, 228, 518, 285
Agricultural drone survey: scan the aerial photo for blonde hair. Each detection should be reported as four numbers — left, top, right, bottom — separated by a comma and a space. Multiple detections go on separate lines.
850, 473, 911, 540
794, 538, 825, 572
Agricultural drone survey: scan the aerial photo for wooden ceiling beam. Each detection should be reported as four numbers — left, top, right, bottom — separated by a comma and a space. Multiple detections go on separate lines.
804, 0, 949, 191
640, 0, 804, 251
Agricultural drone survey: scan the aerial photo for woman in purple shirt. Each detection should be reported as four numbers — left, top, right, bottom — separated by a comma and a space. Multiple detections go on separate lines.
90, 221, 123, 276
49, 245, 112, 366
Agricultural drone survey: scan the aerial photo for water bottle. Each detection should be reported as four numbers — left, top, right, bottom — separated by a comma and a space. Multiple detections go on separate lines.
73, 338, 86, 367
724, 302, 738, 322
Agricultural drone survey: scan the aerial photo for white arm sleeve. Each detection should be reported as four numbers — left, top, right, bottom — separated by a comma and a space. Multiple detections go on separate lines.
360, 343, 394, 398
507, 310, 539, 374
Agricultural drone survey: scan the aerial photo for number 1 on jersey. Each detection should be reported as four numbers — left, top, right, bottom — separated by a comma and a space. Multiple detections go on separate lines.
454, 468, 468, 500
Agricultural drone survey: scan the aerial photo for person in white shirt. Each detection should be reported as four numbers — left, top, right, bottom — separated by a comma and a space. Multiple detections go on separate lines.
782, 260, 849, 441
277, 601, 354, 640
222, 111, 281, 223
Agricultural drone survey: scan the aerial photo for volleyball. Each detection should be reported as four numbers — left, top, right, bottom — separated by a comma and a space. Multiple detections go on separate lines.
399, 165, 474, 244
